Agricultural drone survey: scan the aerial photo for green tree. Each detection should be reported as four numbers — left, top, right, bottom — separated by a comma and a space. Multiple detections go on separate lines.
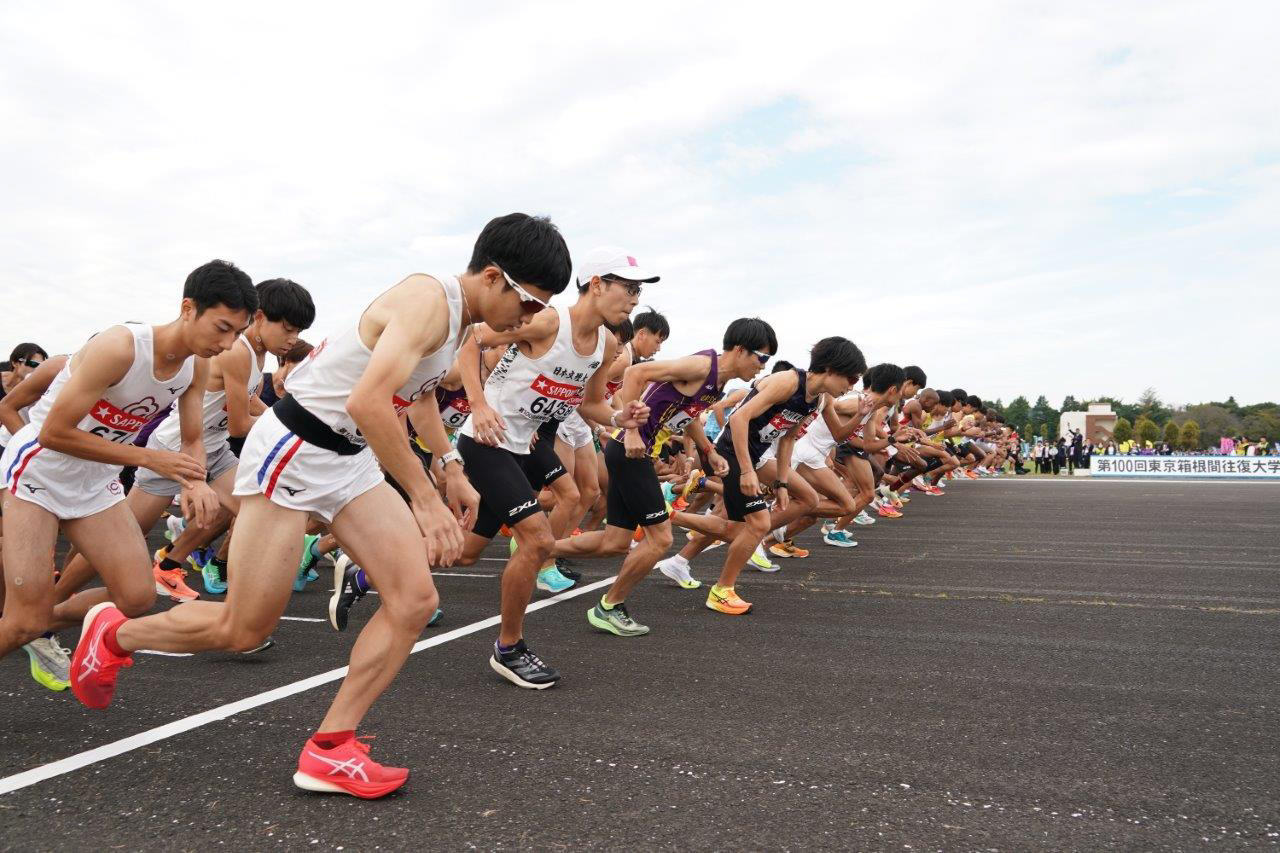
1030, 396, 1059, 436
1243, 411, 1280, 443
1137, 387, 1172, 425
1180, 404, 1240, 449
1179, 419, 1201, 450
1113, 417, 1133, 444
1163, 420, 1180, 446
1136, 417, 1160, 446
1005, 396, 1030, 426
1024, 422, 1034, 441
1061, 395, 1081, 412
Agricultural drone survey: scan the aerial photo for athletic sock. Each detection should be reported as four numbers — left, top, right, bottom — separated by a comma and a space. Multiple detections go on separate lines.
668, 554, 689, 568
211, 557, 227, 578
308, 539, 324, 560
599, 595, 615, 611
102, 621, 127, 657
159, 556, 183, 571
313, 730, 355, 749
353, 568, 370, 592
496, 639, 522, 655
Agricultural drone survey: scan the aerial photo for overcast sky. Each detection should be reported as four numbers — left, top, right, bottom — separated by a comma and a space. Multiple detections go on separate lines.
2, 2, 1277, 408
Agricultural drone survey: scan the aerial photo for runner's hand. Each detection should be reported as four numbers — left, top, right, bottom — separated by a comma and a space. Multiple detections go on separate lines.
180, 481, 219, 529
739, 469, 760, 497
146, 449, 206, 483
707, 449, 729, 476
614, 400, 649, 430
624, 429, 645, 458
443, 466, 480, 531
775, 484, 789, 512
470, 402, 507, 447
412, 494, 464, 566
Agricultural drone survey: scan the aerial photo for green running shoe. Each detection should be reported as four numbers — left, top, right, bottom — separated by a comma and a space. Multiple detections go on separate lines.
586, 600, 650, 637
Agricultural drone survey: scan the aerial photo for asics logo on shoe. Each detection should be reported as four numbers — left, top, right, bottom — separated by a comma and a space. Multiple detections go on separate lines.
305, 751, 370, 782
508, 499, 538, 516
78, 626, 108, 682
281, 486, 307, 496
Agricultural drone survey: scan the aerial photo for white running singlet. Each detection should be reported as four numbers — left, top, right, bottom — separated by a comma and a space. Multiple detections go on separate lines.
149, 335, 261, 455
284, 275, 464, 446
460, 306, 605, 454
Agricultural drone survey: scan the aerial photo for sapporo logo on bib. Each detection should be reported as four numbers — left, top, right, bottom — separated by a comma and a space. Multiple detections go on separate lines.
89, 396, 159, 443
442, 396, 472, 427
524, 374, 583, 421
759, 410, 803, 443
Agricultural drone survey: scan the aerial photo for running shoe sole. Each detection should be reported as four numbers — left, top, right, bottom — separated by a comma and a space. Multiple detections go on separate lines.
24, 645, 69, 691
292, 770, 407, 799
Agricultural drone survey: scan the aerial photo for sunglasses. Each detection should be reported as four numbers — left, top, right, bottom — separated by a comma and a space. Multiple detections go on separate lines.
602, 275, 643, 298
751, 349, 772, 364
497, 267, 550, 313
21, 358, 43, 369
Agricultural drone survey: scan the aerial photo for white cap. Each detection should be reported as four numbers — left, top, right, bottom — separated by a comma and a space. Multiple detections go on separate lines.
574, 246, 660, 287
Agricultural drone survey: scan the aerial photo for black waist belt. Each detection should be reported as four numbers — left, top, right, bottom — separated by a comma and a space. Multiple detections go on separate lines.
273, 394, 364, 456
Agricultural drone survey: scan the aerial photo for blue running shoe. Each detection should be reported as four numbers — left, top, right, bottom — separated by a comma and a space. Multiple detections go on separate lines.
535, 565, 575, 593
428, 608, 443, 627
201, 558, 227, 595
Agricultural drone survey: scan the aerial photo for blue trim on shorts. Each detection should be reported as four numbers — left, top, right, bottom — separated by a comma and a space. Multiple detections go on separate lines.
257, 431, 296, 485
5, 438, 38, 483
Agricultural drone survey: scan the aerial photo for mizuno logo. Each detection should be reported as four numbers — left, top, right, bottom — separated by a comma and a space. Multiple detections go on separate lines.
167, 387, 183, 395
305, 751, 370, 782
281, 486, 307, 496
24, 484, 45, 493
509, 499, 538, 516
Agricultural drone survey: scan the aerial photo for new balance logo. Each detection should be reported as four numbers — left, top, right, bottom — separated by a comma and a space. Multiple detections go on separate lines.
281, 486, 307, 496
305, 751, 370, 781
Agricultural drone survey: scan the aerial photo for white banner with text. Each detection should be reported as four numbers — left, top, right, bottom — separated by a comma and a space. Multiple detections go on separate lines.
1091, 455, 1280, 478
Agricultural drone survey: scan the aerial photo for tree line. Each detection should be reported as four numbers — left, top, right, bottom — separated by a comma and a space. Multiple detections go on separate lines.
989, 388, 1279, 450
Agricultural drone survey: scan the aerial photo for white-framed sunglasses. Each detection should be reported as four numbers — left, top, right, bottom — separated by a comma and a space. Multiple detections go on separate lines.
497, 266, 550, 312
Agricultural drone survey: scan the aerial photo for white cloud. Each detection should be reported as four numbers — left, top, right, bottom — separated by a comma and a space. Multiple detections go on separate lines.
2, 1, 1278, 407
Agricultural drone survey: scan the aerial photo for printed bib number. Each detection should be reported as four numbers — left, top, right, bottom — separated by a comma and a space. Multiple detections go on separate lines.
441, 397, 471, 429
519, 374, 583, 423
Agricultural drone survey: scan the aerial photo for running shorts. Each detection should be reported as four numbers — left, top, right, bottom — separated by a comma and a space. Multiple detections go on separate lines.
232, 407, 383, 524
720, 451, 769, 522
135, 440, 240, 498
1, 424, 125, 519
603, 438, 668, 530
458, 433, 564, 539
556, 411, 595, 450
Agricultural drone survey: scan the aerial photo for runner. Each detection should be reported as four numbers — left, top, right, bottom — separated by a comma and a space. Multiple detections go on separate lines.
69, 213, 567, 799
549, 317, 777, 634
0, 260, 255, 683
455, 246, 652, 688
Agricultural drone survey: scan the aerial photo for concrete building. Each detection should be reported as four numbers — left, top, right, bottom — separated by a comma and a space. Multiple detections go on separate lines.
1059, 402, 1118, 443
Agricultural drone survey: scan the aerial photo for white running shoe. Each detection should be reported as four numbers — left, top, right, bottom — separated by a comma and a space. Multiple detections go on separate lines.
164, 514, 186, 543
657, 557, 701, 590
853, 510, 876, 526
750, 544, 778, 572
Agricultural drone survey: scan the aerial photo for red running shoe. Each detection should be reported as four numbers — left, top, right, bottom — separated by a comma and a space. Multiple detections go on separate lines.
294, 736, 408, 799
70, 602, 133, 710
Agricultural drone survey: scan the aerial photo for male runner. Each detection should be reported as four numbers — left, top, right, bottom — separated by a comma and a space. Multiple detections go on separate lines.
549, 317, 777, 635
455, 246, 651, 688
70, 214, 567, 799
0, 261, 253, 673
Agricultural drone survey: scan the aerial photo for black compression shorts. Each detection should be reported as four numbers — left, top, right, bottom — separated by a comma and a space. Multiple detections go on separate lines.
603, 439, 669, 530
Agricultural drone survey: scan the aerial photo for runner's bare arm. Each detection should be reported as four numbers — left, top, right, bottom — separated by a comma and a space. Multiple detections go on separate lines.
456, 309, 559, 445
0, 354, 68, 434
175, 358, 220, 527
579, 333, 647, 430
406, 395, 479, 530
347, 291, 449, 506
37, 328, 202, 482
727, 370, 797, 470
710, 388, 747, 431
218, 342, 257, 438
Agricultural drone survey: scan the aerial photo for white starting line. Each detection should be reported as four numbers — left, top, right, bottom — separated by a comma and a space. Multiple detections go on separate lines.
0, 576, 615, 796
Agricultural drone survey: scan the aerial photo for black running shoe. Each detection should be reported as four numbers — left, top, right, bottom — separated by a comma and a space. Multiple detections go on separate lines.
239, 636, 275, 655
328, 554, 369, 632
489, 640, 560, 689
556, 557, 582, 583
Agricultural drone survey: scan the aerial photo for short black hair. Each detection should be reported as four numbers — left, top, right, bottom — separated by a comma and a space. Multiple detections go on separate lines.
607, 317, 634, 345
633, 308, 670, 340
184, 260, 257, 316
950, 387, 967, 402
468, 213, 572, 295
936, 389, 955, 407
904, 365, 927, 387
809, 336, 867, 380
256, 279, 315, 330
8, 342, 48, 363
967, 394, 983, 409
723, 317, 778, 355
280, 339, 313, 364
771, 360, 795, 374
863, 362, 906, 393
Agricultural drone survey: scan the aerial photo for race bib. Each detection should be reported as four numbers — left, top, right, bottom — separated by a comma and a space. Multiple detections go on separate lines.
516, 374, 583, 423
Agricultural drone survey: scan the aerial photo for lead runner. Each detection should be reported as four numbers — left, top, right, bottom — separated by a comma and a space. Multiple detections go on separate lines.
69, 213, 572, 799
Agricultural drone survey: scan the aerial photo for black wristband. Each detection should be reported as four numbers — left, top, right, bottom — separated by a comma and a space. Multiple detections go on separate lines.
773, 480, 789, 490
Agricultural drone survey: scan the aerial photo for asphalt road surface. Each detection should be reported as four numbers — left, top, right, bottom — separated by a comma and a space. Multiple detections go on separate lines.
2, 478, 1278, 850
